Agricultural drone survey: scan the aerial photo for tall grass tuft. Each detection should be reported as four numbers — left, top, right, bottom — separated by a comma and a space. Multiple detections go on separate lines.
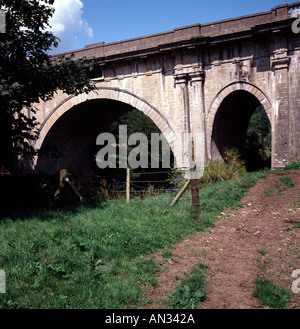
253, 278, 290, 309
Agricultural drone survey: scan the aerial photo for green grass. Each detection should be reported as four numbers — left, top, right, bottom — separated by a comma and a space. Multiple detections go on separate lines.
0, 170, 268, 309
253, 278, 290, 309
259, 250, 267, 256
279, 175, 295, 188
263, 174, 295, 197
293, 221, 300, 229
0, 195, 199, 309
167, 263, 207, 309
284, 160, 300, 171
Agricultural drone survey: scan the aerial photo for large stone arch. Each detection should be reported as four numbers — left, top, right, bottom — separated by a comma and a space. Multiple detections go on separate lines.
35, 86, 176, 152
32, 87, 178, 175
206, 81, 272, 160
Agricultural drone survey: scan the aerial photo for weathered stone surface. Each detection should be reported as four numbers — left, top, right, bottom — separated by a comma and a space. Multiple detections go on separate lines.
24, 2, 300, 176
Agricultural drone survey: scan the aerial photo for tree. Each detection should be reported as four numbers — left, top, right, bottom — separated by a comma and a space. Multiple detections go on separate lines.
246, 105, 271, 171
107, 109, 174, 170
0, 0, 96, 171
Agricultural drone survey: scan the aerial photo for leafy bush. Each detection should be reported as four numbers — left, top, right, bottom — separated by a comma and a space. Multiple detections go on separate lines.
201, 148, 247, 184
167, 148, 247, 189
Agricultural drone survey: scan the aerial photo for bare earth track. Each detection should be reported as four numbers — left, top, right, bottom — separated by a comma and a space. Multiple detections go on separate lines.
145, 171, 300, 309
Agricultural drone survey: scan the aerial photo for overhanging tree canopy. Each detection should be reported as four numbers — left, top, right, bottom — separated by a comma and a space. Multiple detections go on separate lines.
0, 0, 96, 171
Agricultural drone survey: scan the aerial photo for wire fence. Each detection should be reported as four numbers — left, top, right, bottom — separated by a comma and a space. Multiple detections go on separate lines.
63, 169, 186, 203
17, 168, 188, 204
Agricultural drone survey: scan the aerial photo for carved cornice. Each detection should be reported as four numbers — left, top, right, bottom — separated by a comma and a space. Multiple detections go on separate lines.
173, 73, 189, 84
189, 67, 205, 83
271, 49, 290, 70
173, 67, 205, 84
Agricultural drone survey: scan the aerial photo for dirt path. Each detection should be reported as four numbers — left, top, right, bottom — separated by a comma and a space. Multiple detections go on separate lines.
145, 170, 300, 309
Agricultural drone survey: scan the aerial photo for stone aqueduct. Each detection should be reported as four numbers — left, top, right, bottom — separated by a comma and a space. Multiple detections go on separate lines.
26, 3, 300, 177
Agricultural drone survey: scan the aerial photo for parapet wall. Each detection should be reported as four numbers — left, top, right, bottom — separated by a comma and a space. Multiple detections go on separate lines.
52, 2, 300, 61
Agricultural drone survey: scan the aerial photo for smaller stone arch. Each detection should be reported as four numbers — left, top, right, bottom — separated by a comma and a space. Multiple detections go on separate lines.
206, 81, 272, 159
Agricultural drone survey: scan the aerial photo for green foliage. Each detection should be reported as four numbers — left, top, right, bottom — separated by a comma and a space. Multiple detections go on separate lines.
201, 148, 247, 184
0, 0, 95, 169
293, 221, 300, 229
104, 108, 172, 170
0, 195, 202, 308
168, 263, 207, 309
167, 148, 247, 191
279, 175, 295, 188
109, 108, 160, 139
0, 168, 267, 309
246, 105, 271, 171
263, 175, 294, 197
253, 278, 290, 309
259, 250, 267, 256
284, 159, 300, 171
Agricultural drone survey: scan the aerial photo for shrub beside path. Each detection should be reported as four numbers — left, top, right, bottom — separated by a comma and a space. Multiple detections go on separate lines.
145, 170, 300, 309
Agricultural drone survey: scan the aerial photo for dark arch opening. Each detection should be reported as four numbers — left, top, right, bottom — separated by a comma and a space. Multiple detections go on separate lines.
36, 99, 174, 182
36, 99, 133, 178
211, 90, 271, 171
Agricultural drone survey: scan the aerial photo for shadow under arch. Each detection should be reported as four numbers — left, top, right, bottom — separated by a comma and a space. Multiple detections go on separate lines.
207, 82, 272, 165
34, 87, 177, 177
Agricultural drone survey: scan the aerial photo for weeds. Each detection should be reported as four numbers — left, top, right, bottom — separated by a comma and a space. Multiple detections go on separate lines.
167, 148, 247, 190
253, 278, 290, 309
285, 221, 300, 231
279, 175, 295, 188
293, 222, 300, 229
284, 159, 300, 171
259, 250, 267, 256
167, 263, 207, 309
201, 148, 247, 185
161, 248, 173, 263
263, 175, 294, 197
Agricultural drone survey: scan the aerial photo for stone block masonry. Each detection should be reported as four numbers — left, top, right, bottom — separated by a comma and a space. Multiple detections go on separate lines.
24, 2, 300, 176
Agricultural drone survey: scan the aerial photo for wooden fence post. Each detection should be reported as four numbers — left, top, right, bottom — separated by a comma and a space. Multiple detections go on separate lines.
191, 179, 200, 211
55, 169, 84, 203
126, 167, 130, 203
170, 179, 191, 207
65, 177, 84, 202
54, 169, 68, 197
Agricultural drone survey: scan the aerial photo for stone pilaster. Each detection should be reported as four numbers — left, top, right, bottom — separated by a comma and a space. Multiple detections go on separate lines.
189, 67, 207, 171
174, 73, 190, 133
173, 72, 190, 170
271, 49, 290, 168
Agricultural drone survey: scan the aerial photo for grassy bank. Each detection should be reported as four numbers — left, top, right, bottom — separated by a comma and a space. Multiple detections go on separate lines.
0, 170, 268, 309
